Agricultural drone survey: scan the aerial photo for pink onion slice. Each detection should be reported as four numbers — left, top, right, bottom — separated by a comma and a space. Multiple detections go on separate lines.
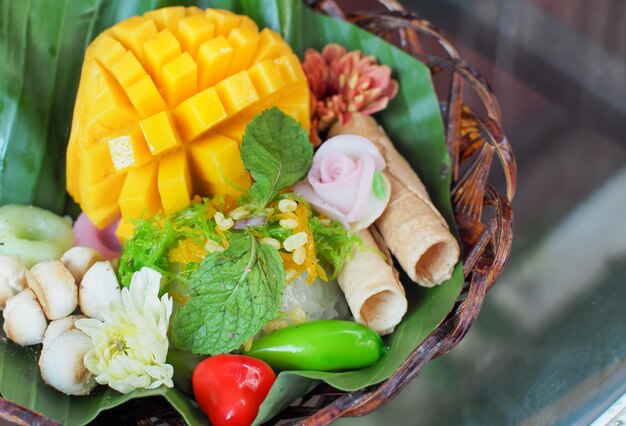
73, 213, 121, 260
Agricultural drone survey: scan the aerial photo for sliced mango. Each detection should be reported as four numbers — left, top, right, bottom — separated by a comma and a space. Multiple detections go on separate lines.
162, 52, 198, 107
188, 134, 247, 183
178, 15, 215, 58
89, 203, 121, 229
107, 128, 152, 172
248, 59, 287, 97
275, 86, 311, 130
198, 173, 252, 199
111, 16, 157, 61
119, 162, 161, 219
214, 71, 260, 115
250, 28, 289, 64
205, 9, 241, 36
80, 172, 126, 211
109, 51, 146, 89
227, 27, 259, 75
126, 74, 167, 118
174, 87, 227, 141
67, 7, 310, 235
186, 6, 204, 16
197, 36, 233, 90
158, 150, 192, 214
89, 66, 137, 129
115, 218, 135, 242
79, 142, 114, 184
144, 7, 185, 34
140, 111, 182, 155
142, 30, 181, 84
90, 34, 126, 68
275, 54, 307, 85
239, 16, 259, 32
213, 118, 249, 143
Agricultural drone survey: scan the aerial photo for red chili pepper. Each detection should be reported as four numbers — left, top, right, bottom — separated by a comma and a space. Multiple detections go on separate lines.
192, 354, 276, 426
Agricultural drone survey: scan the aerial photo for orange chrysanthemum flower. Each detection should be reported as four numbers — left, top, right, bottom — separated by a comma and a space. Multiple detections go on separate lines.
302, 44, 399, 144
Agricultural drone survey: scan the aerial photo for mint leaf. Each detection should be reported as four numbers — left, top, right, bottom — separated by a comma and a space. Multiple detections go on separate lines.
170, 232, 286, 355
241, 108, 313, 209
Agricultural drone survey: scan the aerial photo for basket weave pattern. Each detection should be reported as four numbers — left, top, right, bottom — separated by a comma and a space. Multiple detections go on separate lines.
0, 1, 515, 425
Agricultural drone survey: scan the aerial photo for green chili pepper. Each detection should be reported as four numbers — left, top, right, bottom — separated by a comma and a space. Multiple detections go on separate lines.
243, 320, 387, 371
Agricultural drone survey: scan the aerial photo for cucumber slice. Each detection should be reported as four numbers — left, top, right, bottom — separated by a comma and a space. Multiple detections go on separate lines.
0, 205, 74, 267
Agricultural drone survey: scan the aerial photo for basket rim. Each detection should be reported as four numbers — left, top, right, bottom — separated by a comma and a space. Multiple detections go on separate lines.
0, 1, 516, 425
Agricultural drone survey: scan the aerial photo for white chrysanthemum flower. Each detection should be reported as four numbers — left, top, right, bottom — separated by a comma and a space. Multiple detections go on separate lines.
76, 267, 174, 394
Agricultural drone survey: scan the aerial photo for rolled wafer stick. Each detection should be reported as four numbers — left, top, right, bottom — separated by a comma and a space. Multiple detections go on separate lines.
338, 228, 407, 335
330, 114, 460, 287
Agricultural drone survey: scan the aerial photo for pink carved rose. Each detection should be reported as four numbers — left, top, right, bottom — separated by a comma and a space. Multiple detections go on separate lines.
294, 134, 391, 231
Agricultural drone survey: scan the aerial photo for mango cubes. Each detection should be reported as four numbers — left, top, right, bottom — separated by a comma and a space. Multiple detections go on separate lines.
66, 7, 310, 239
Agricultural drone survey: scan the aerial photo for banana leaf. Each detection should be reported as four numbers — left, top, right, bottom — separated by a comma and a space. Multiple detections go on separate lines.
0, 0, 463, 424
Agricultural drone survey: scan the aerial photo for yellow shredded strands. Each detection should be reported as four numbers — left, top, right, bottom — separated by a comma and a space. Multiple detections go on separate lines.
280, 252, 300, 284
269, 204, 323, 284
263, 317, 289, 334
316, 263, 328, 281
168, 238, 206, 265
262, 308, 308, 334
169, 197, 329, 286
283, 200, 325, 284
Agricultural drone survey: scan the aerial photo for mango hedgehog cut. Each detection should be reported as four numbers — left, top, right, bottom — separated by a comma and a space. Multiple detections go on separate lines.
66, 7, 310, 240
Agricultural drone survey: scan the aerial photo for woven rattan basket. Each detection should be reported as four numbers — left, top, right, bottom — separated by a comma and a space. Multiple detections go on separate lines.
0, 0, 516, 424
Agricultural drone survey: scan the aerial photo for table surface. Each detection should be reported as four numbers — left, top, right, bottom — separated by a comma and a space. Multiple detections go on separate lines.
337, 0, 626, 424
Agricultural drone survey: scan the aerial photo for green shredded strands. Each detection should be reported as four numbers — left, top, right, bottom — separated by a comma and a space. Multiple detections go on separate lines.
117, 199, 223, 288
309, 216, 361, 279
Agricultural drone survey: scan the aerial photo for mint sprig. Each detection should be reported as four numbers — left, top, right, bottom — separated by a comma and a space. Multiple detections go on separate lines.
169, 108, 312, 355
241, 108, 313, 211
170, 232, 286, 355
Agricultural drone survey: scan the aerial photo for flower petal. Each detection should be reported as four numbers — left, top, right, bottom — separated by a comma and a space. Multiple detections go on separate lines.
349, 173, 392, 231
316, 135, 386, 170
294, 181, 350, 229
76, 267, 174, 394
310, 153, 361, 213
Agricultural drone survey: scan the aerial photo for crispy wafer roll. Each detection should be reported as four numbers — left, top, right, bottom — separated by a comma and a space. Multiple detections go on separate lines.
338, 228, 407, 335
330, 114, 460, 287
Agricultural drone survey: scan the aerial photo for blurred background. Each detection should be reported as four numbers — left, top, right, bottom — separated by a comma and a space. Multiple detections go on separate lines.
335, 0, 626, 425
